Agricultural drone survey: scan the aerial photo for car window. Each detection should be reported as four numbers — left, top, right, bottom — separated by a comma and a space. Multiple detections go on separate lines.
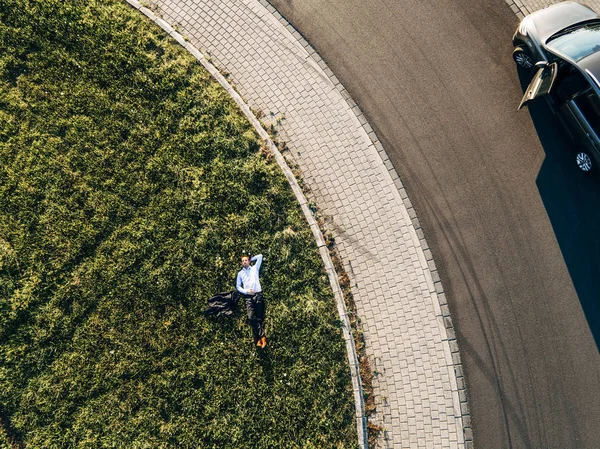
547, 22, 600, 62
556, 64, 589, 100
573, 91, 600, 136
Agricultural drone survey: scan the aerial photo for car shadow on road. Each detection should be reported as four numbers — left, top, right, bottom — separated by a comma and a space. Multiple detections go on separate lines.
519, 71, 600, 350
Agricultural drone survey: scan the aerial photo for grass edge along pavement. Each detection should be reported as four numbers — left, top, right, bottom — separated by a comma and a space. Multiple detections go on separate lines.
0, 0, 357, 447
135, 5, 368, 448
125, 0, 369, 447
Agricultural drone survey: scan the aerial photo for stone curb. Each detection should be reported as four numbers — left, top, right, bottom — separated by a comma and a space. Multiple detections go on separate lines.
123, 0, 368, 447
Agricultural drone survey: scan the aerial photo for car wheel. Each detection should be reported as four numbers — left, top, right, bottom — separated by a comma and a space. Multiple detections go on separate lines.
513, 47, 534, 70
575, 149, 596, 175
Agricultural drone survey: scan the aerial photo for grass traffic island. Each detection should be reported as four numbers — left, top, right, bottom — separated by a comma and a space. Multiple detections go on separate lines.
0, 0, 357, 447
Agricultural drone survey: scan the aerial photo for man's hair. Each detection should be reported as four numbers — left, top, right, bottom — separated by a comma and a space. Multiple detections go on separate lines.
241, 254, 250, 260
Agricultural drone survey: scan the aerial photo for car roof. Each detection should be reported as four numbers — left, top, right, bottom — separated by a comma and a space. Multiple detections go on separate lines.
576, 51, 600, 87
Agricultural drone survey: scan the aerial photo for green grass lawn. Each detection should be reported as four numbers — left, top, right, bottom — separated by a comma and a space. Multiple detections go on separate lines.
0, 0, 357, 447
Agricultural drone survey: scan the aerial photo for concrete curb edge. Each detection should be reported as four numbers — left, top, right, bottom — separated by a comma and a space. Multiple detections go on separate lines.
506, 0, 531, 19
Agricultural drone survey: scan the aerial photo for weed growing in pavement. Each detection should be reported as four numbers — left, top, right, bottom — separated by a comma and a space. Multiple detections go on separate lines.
324, 233, 383, 448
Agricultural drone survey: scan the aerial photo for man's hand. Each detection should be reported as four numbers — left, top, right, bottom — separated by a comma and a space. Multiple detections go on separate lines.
248, 288, 255, 294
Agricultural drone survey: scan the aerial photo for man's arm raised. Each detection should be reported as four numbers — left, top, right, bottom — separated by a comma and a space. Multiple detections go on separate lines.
251, 254, 263, 271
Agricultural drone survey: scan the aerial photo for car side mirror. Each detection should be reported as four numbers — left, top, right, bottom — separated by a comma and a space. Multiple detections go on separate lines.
535, 61, 549, 68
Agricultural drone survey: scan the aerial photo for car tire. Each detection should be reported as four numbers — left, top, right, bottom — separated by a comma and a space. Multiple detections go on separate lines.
513, 46, 534, 71
575, 149, 596, 175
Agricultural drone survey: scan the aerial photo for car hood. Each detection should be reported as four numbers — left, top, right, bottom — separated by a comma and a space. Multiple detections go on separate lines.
526, 1, 599, 43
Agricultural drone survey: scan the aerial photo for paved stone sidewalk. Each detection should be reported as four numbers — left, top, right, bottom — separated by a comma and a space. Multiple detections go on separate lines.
132, 0, 471, 447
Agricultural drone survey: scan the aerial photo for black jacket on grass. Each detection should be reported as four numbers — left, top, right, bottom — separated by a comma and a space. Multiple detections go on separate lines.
204, 291, 239, 317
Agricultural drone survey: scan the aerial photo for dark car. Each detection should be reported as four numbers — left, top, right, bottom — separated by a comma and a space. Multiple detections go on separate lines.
512, 1, 600, 174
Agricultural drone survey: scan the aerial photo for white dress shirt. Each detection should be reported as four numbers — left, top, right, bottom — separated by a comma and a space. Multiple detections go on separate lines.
236, 254, 263, 294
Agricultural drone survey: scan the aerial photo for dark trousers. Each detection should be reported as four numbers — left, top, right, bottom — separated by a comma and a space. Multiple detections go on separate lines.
243, 292, 265, 343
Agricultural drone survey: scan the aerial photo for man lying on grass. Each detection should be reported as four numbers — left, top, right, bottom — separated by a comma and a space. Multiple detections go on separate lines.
236, 253, 267, 349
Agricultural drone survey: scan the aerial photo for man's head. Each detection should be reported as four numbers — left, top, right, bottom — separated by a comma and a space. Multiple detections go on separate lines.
241, 255, 250, 268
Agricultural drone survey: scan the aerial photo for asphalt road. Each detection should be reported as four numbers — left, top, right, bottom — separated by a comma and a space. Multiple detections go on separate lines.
267, 0, 600, 447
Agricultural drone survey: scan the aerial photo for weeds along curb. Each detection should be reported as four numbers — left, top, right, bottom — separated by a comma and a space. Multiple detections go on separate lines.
123, 0, 368, 447
323, 234, 384, 447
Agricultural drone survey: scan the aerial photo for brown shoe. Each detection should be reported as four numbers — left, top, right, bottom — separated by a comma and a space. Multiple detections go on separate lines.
260, 336, 267, 349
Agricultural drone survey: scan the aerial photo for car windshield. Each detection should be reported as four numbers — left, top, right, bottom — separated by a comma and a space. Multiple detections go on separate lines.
547, 22, 600, 61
